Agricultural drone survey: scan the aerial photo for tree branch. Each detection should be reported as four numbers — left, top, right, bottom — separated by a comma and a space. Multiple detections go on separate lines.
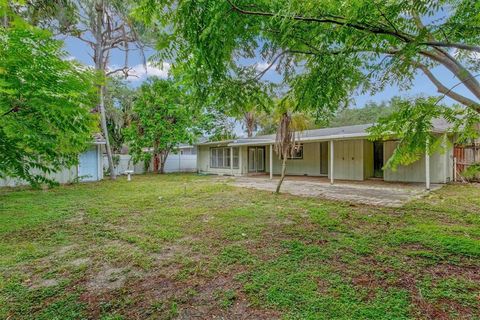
416, 63, 479, 110
226, 0, 412, 42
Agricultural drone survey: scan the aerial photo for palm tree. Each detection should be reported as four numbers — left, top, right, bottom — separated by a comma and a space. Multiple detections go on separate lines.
273, 99, 310, 193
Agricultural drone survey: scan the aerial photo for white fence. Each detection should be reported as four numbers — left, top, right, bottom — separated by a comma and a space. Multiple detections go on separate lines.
104, 154, 197, 176
0, 167, 77, 187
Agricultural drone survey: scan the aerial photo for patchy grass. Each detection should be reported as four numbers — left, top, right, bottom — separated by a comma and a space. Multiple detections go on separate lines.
1, 174, 479, 319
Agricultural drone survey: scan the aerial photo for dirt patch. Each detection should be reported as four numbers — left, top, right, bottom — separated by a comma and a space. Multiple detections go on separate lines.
178, 273, 281, 319
86, 266, 129, 291
70, 257, 91, 267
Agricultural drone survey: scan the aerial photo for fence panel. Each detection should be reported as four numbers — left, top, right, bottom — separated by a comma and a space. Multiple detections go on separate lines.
104, 154, 197, 175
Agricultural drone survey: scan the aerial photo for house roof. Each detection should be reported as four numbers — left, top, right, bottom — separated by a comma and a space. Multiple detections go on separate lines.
196, 119, 451, 147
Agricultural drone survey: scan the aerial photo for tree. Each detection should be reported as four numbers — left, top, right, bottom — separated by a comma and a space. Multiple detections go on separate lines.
328, 99, 398, 127
10, 0, 151, 179
125, 78, 198, 174
138, 0, 480, 166
0, 25, 96, 187
369, 97, 480, 169
104, 77, 137, 153
210, 70, 273, 137
273, 99, 310, 193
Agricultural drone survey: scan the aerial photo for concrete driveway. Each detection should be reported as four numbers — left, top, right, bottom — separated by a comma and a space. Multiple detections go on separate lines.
226, 176, 441, 207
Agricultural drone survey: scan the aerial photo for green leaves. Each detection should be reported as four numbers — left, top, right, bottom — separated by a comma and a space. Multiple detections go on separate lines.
125, 78, 205, 167
0, 25, 96, 187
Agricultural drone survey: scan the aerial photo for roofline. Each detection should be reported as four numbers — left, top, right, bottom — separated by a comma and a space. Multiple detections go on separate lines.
196, 139, 235, 146
227, 132, 370, 146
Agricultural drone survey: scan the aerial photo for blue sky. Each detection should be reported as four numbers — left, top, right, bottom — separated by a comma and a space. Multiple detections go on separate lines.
63, 33, 475, 134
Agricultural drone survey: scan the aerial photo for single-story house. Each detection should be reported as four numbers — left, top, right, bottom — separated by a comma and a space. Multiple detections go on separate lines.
196, 120, 454, 189
0, 135, 105, 187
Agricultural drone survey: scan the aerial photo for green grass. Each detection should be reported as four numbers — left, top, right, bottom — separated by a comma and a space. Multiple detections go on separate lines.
0, 174, 479, 319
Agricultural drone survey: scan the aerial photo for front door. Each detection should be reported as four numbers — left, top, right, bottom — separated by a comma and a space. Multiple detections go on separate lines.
373, 141, 384, 178
248, 147, 265, 172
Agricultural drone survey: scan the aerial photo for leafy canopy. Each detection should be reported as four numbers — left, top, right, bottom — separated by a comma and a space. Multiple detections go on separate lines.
0, 24, 97, 187
125, 78, 203, 166
137, 0, 479, 166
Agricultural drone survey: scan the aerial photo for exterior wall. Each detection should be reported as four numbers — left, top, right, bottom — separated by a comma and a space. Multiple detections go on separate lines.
383, 139, 453, 183
271, 142, 324, 176
198, 137, 454, 184
104, 153, 196, 175
197, 145, 243, 175
330, 140, 365, 180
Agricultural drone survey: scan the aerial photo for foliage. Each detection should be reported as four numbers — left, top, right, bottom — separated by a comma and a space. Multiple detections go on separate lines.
328, 99, 399, 127
137, 0, 480, 167
124, 78, 203, 173
209, 68, 275, 137
104, 77, 137, 153
462, 163, 480, 181
369, 97, 480, 169
0, 24, 96, 187
137, 0, 479, 114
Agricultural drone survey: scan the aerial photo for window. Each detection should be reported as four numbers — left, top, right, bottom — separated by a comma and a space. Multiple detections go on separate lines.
286, 144, 303, 159
232, 147, 239, 169
210, 147, 239, 168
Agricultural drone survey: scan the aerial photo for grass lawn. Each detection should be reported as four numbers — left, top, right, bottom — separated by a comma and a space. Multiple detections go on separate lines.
1, 174, 479, 319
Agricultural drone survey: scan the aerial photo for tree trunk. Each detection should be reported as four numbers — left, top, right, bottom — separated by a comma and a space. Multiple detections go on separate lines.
99, 85, 116, 179
245, 112, 254, 137
159, 150, 169, 174
153, 153, 160, 173
275, 154, 287, 193
94, 0, 116, 179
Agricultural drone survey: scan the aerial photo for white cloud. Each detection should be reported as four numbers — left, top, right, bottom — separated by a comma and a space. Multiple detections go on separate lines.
128, 62, 171, 81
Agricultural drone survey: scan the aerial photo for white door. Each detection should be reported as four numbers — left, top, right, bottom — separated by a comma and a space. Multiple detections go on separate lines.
78, 148, 98, 181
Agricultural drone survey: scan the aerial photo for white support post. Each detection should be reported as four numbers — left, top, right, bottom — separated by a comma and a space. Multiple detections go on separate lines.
230, 147, 233, 175
443, 134, 448, 183
425, 138, 431, 190
330, 140, 334, 184
239, 147, 243, 176
269, 144, 273, 179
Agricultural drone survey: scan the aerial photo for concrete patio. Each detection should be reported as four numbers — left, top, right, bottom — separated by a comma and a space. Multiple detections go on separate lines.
226, 175, 442, 207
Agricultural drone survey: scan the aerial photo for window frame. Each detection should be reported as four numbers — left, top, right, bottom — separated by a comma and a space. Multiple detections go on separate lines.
210, 147, 238, 168
283, 144, 304, 160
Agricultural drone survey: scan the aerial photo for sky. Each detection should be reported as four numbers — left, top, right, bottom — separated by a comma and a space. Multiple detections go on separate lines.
62, 31, 476, 135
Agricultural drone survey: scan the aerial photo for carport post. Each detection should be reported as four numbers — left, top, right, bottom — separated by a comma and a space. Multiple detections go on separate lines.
269, 144, 273, 179
230, 147, 233, 175
330, 140, 334, 184
425, 138, 430, 190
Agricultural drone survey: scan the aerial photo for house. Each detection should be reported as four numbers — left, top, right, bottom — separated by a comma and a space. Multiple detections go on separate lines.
0, 135, 105, 187
196, 121, 454, 189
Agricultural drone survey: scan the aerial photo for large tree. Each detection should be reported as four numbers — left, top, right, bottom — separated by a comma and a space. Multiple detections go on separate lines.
125, 78, 200, 173
0, 25, 97, 187
138, 0, 479, 163
10, 0, 151, 179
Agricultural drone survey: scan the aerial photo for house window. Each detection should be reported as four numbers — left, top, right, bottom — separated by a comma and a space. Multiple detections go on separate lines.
232, 147, 239, 169
210, 147, 239, 168
288, 144, 303, 159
